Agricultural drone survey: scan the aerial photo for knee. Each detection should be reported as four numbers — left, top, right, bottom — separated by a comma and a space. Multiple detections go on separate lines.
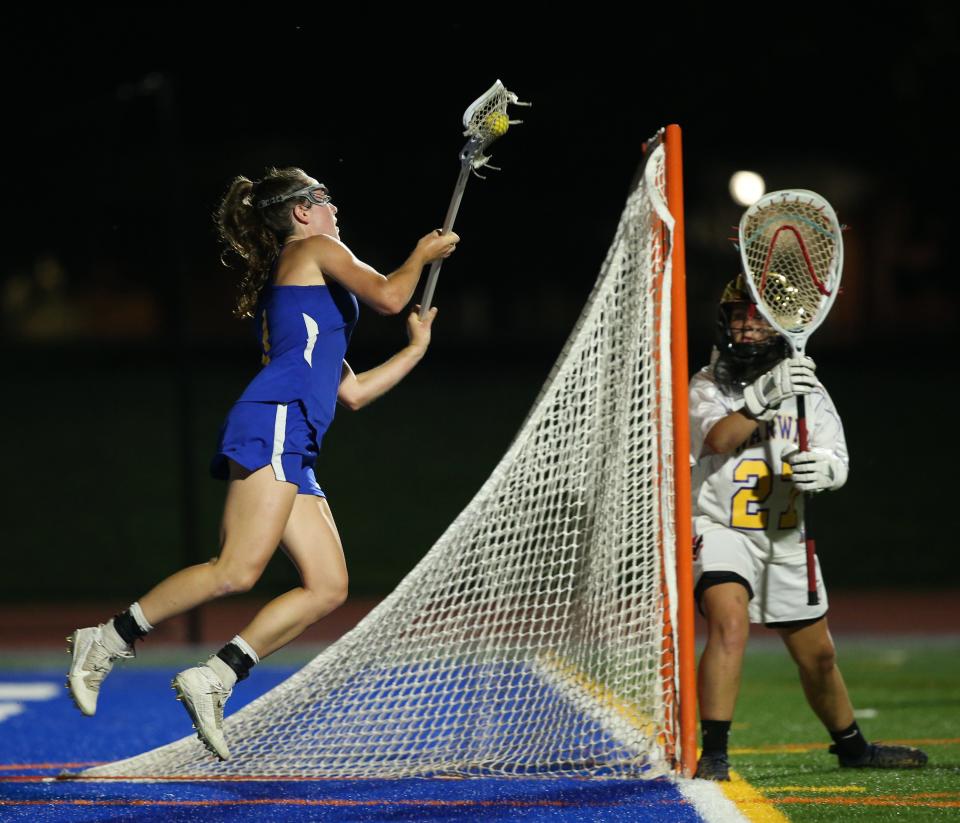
709, 613, 750, 656
799, 642, 837, 678
329, 576, 349, 610
304, 576, 348, 622
322, 574, 349, 613
702, 584, 750, 656
208, 556, 263, 595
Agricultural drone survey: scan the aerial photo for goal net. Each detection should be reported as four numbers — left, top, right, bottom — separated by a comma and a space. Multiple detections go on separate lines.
82, 128, 693, 780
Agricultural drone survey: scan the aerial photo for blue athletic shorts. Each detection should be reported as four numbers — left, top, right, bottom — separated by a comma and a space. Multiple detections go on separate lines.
210, 400, 325, 497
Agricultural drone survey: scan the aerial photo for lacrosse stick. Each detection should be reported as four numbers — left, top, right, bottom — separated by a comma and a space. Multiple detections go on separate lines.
419, 80, 529, 319
738, 189, 843, 605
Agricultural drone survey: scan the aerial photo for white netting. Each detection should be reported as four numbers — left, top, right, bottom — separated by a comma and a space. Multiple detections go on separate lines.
83, 142, 680, 780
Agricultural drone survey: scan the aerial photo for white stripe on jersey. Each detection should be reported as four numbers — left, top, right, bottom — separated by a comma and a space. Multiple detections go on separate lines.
302, 313, 319, 366
271, 403, 288, 482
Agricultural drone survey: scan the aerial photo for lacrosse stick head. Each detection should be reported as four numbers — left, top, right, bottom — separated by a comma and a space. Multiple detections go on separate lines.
460, 79, 527, 171
738, 189, 843, 354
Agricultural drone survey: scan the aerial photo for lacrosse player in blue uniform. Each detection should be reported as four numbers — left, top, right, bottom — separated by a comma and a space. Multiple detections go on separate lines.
691, 275, 927, 780
67, 167, 458, 760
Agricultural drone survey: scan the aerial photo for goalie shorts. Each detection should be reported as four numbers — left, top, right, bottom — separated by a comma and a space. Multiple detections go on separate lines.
693, 526, 827, 626
210, 400, 325, 497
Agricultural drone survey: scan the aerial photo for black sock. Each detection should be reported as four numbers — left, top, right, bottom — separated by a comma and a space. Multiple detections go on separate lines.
701, 719, 731, 756
216, 642, 256, 682
830, 721, 868, 759
112, 610, 148, 645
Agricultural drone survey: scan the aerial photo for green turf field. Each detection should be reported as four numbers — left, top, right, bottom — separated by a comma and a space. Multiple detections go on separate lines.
718, 636, 960, 822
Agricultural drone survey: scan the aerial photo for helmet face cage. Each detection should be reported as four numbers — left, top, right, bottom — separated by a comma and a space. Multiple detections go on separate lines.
713, 287, 788, 392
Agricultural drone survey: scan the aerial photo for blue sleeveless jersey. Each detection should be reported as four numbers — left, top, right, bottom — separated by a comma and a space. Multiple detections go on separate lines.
236, 282, 359, 447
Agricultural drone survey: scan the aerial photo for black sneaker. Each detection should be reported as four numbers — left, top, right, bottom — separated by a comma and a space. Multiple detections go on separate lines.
694, 751, 730, 781
830, 742, 928, 769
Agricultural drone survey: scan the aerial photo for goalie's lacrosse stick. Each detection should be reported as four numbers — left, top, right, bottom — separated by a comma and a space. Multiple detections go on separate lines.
419, 80, 529, 319
738, 189, 843, 606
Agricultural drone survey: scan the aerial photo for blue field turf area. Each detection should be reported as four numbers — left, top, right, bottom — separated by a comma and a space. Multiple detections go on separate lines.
0, 665, 705, 822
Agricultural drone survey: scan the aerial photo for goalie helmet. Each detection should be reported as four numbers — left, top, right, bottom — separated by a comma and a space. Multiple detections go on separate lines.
713, 273, 788, 391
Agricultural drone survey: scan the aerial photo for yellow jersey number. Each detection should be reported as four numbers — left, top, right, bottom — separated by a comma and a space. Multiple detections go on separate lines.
730, 458, 799, 531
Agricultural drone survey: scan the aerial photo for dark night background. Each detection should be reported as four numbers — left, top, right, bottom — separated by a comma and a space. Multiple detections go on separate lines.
2, 11, 956, 603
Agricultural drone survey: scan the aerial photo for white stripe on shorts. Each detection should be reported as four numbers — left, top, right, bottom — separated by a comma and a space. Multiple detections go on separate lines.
302, 313, 319, 366
271, 403, 288, 482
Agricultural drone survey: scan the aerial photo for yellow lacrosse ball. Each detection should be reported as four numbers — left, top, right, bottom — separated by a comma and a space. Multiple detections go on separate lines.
483, 111, 509, 137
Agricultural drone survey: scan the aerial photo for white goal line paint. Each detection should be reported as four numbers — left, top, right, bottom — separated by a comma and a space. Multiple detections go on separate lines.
0, 682, 62, 726
677, 777, 752, 823
0, 682, 61, 700
0, 704, 26, 723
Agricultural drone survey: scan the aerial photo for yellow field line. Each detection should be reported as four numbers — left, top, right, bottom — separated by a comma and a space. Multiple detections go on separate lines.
537, 653, 657, 737
774, 791, 960, 803
772, 797, 960, 808
764, 786, 867, 793
719, 770, 791, 823
727, 791, 960, 811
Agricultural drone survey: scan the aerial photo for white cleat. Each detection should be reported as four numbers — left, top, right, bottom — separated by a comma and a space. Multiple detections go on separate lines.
66, 625, 134, 716
172, 666, 232, 760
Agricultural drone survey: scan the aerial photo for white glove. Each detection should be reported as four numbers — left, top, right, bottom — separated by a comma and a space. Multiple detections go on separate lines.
784, 449, 846, 493
743, 355, 817, 421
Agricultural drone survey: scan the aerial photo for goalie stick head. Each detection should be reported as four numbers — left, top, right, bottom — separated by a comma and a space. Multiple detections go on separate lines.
737, 189, 844, 355
714, 273, 789, 392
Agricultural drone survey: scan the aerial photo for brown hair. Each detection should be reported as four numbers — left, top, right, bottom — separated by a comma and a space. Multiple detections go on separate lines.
215, 166, 314, 318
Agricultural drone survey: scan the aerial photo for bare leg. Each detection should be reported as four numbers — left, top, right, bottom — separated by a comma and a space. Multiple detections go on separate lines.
138, 463, 298, 625
778, 618, 855, 732
236, 495, 349, 659
698, 582, 751, 721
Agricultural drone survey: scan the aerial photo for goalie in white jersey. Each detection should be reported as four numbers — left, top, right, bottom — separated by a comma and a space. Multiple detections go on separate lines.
692, 275, 927, 780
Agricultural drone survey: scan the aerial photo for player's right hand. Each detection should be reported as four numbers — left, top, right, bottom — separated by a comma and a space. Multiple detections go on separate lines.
406, 304, 437, 351
416, 230, 460, 263
743, 355, 816, 421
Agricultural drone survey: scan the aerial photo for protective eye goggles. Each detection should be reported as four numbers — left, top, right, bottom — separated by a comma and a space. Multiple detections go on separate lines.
256, 184, 331, 209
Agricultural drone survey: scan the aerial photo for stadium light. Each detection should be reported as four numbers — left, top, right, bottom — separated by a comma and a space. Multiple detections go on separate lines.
729, 170, 766, 206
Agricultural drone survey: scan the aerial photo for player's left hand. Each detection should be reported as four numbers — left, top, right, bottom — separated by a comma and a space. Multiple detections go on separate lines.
407, 305, 437, 352
784, 449, 840, 493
